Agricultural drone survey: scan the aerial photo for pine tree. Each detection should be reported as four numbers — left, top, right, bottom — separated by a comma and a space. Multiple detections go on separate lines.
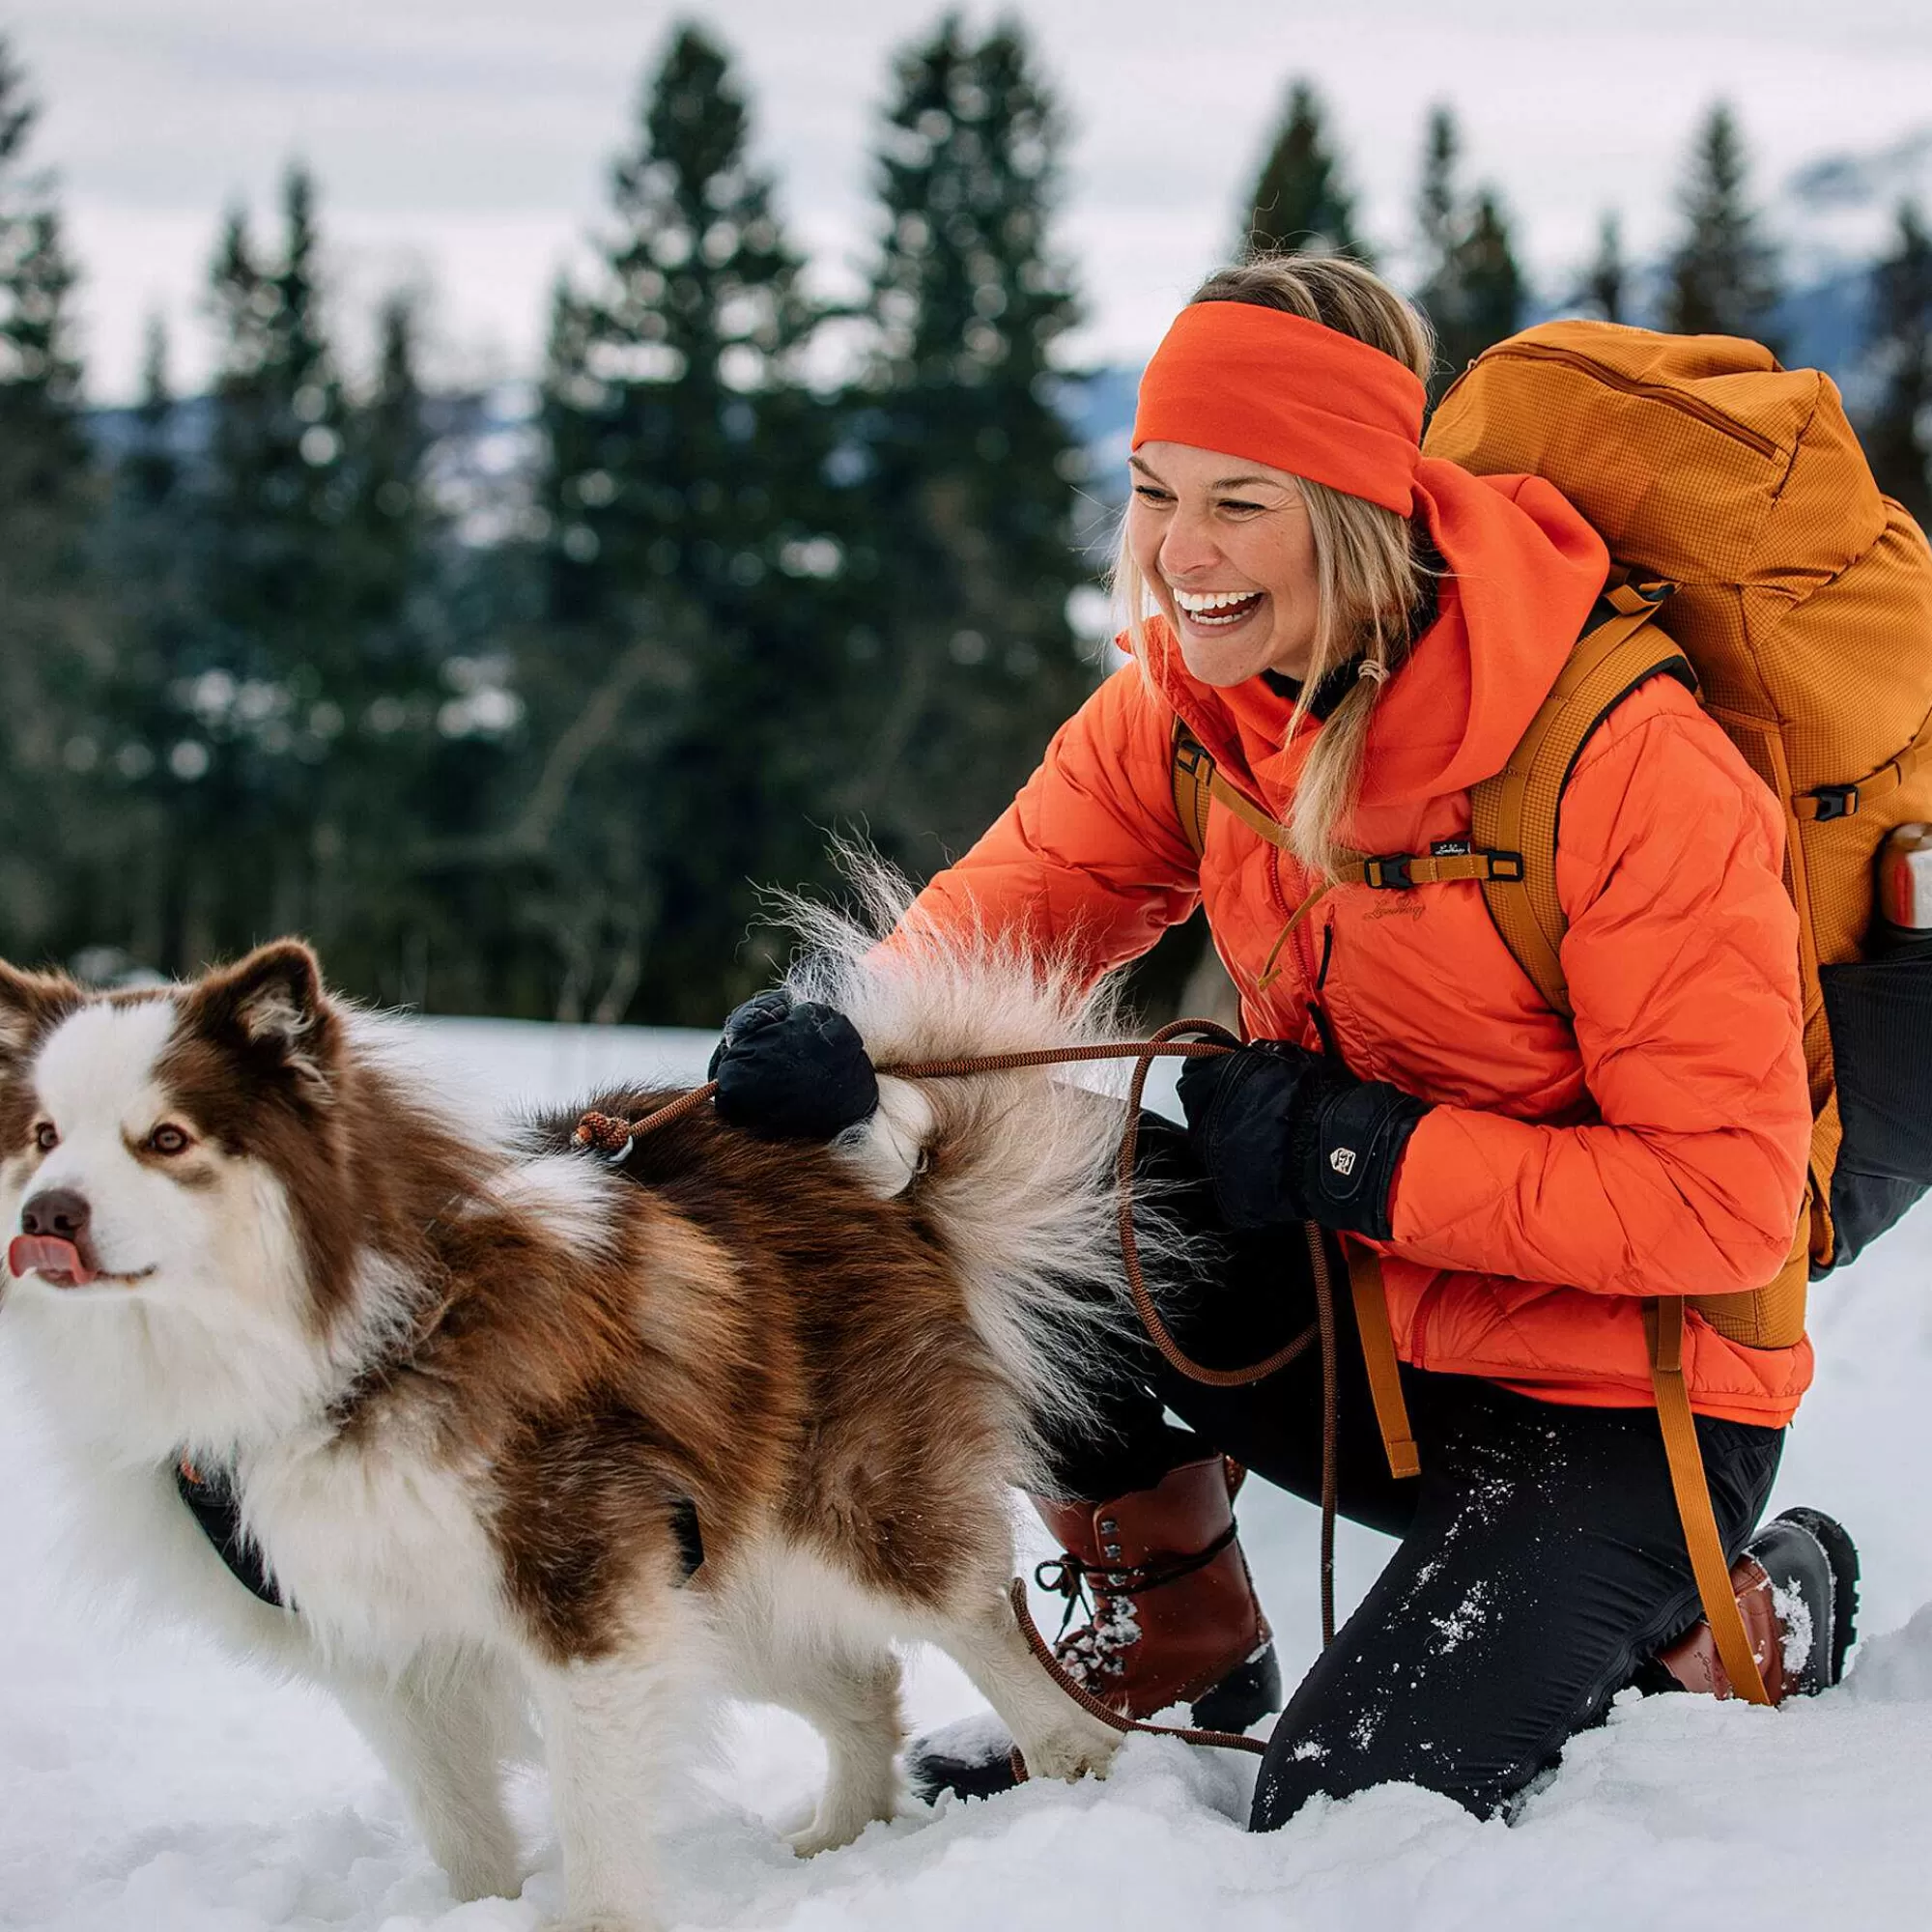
1582, 212, 1628, 323
526, 20, 837, 1022
849, 13, 1091, 867
1415, 104, 1460, 289
561, 20, 818, 609
0, 36, 99, 966
1662, 103, 1783, 348
339, 292, 435, 682
324, 289, 467, 993
1240, 80, 1367, 262
128, 316, 180, 509
1452, 189, 1524, 355
184, 164, 357, 961
1412, 105, 1524, 397
81, 316, 196, 974
1863, 201, 1932, 523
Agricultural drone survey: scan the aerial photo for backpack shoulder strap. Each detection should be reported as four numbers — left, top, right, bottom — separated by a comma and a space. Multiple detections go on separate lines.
1470, 583, 1694, 1018
1171, 715, 1215, 857
1171, 713, 1294, 855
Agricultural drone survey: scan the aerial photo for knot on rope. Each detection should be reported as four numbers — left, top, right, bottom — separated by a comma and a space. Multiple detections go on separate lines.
572, 1111, 636, 1158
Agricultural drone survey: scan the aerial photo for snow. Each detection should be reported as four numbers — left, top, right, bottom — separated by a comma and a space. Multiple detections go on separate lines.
1774, 1580, 1815, 1679
3, 1014, 1930, 1931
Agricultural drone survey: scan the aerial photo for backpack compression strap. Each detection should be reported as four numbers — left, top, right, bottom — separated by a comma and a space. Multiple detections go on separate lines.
1171, 722, 1530, 888
1647, 1297, 1775, 1705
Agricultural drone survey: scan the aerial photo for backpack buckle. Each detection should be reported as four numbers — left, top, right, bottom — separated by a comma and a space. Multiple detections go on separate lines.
1484, 851, 1526, 881
1364, 853, 1415, 890
1810, 783, 1860, 822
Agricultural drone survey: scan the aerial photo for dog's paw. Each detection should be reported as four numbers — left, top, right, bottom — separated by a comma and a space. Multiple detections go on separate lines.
1017, 1720, 1120, 1785
784, 1800, 895, 1858
785, 1820, 856, 1859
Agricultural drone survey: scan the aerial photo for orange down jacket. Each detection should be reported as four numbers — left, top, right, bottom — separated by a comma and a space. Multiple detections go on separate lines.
908, 472, 1814, 1426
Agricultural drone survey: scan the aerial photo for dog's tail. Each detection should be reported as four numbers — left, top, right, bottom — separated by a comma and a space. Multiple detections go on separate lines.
781, 853, 1184, 1482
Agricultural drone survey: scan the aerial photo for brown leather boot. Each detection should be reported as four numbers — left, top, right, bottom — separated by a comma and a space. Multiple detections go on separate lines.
908, 1454, 1280, 1804
1031, 1453, 1279, 1726
1654, 1507, 1859, 1702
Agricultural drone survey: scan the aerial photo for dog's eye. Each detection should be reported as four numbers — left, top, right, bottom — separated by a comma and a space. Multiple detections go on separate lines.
150, 1123, 192, 1156
32, 1122, 56, 1153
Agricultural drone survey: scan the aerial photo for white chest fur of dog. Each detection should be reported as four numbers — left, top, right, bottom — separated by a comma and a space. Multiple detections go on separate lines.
0, 904, 1136, 1932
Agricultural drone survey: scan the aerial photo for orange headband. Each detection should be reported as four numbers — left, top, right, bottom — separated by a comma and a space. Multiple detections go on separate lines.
1132, 302, 1427, 515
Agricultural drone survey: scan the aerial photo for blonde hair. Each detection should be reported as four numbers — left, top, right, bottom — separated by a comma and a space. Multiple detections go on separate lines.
1114, 256, 1436, 878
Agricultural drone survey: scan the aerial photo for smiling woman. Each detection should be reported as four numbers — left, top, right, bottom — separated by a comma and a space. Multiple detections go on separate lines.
709, 247, 1855, 1835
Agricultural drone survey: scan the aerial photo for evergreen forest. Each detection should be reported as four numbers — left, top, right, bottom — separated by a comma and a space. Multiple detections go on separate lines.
3, 22, 1929, 1025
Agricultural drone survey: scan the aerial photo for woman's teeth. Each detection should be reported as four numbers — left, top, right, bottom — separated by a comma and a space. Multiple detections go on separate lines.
1174, 589, 1264, 627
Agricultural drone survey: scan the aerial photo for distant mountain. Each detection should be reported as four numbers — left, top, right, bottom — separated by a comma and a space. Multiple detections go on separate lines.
1787, 127, 1932, 232
1771, 123, 1931, 404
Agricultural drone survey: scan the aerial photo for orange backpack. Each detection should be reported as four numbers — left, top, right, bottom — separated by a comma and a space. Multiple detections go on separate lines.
1426, 321, 1932, 1301
1171, 323, 1932, 1699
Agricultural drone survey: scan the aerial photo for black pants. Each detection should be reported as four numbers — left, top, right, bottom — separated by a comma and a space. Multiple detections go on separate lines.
1045, 1118, 1785, 1832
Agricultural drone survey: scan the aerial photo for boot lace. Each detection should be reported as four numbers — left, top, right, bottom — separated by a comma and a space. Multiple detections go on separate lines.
1033, 1520, 1240, 1686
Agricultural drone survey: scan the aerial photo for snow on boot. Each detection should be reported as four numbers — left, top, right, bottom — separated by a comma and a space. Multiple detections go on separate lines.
909, 1454, 1280, 1804
1654, 1506, 1860, 1701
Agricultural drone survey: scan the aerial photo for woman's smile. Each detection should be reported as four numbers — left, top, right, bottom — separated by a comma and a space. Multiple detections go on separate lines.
1172, 586, 1268, 632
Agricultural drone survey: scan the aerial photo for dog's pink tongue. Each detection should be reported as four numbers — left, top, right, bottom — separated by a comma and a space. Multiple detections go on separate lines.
8, 1235, 96, 1287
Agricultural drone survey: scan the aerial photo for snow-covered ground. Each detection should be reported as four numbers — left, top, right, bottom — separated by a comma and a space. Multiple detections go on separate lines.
2, 1015, 1928, 1932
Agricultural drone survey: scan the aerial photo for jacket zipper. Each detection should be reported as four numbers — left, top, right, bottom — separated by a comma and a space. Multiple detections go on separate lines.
1307, 917, 1340, 1060
1471, 342, 1780, 460
1266, 844, 1337, 1052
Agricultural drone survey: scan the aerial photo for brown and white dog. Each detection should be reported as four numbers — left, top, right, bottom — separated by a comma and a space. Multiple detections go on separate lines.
0, 889, 1148, 1931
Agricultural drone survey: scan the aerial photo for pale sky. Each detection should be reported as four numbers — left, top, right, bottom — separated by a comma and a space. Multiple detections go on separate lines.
10, 0, 1932, 402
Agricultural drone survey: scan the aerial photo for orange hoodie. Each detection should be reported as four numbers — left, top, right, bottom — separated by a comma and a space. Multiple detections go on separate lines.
908, 471, 1813, 1426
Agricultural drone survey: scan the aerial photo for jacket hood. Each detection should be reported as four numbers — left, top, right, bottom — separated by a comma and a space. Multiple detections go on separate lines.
1147, 465, 1609, 819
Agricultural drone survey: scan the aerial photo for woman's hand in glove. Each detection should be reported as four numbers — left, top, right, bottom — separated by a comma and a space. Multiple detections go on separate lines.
708, 989, 880, 1140
1176, 1040, 1430, 1239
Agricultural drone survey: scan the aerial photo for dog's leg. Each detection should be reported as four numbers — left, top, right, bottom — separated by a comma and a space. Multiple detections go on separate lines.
530, 1636, 688, 1932
330, 1645, 526, 1904
922, 1589, 1122, 1786
769, 1638, 906, 1856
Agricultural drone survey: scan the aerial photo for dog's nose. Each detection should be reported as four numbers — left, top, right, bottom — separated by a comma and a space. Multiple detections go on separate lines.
20, 1188, 91, 1242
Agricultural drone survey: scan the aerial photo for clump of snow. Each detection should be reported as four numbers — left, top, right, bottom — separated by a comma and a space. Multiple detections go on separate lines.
1773, 1580, 1815, 1678
1429, 1580, 1491, 1654
3, 1014, 1930, 1931
1058, 1595, 1143, 1689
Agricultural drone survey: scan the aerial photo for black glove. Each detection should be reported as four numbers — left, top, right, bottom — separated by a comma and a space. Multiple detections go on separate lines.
1177, 1040, 1431, 1239
708, 989, 879, 1141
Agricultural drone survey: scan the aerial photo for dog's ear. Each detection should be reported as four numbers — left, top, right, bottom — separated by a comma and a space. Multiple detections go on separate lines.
0, 959, 82, 1065
185, 941, 340, 1100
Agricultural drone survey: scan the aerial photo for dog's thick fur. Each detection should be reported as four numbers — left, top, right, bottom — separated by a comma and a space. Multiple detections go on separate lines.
0, 891, 1151, 1931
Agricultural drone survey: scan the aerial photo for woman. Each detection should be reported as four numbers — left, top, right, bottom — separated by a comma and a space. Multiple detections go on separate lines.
711, 257, 1859, 1829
